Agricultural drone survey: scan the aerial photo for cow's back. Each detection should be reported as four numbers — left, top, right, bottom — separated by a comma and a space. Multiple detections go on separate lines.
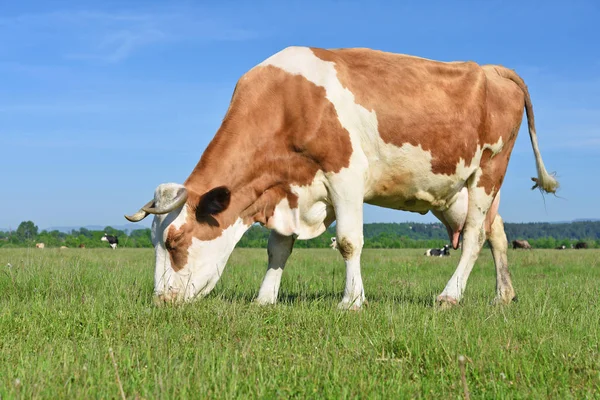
311, 48, 488, 167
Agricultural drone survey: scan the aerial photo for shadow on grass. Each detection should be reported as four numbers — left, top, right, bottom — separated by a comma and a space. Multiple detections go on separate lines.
208, 287, 438, 308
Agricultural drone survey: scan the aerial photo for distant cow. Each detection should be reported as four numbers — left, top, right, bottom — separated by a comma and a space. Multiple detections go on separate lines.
425, 244, 451, 257
574, 241, 588, 249
35, 243, 45, 249
555, 245, 566, 250
512, 240, 532, 250
79, 244, 86, 249
60, 246, 68, 250
330, 237, 338, 250
101, 233, 118, 249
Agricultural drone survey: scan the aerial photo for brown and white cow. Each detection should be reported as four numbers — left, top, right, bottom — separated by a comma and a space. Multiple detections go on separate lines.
512, 239, 532, 249
125, 46, 558, 309
35, 243, 45, 249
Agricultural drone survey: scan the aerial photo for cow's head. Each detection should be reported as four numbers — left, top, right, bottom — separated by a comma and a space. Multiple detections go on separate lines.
125, 183, 250, 304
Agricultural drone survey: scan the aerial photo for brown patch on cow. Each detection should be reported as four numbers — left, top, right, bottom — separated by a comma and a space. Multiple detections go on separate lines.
163, 64, 353, 264
311, 47, 486, 175
476, 66, 525, 196
337, 237, 355, 260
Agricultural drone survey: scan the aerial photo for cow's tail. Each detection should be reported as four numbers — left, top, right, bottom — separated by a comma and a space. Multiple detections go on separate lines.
493, 66, 559, 194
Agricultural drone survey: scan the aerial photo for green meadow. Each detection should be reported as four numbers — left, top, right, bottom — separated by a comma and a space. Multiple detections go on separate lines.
1, 247, 599, 399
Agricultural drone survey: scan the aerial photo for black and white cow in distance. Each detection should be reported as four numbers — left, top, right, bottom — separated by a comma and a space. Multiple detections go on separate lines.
330, 237, 338, 250
101, 233, 119, 249
425, 244, 451, 257
124, 46, 558, 309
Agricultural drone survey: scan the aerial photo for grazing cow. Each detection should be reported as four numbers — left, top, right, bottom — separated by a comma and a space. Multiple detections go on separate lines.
330, 237, 338, 250
125, 46, 558, 309
512, 240, 532, 250
60, 246, 68, 249
555, 245, 566, 250
425, 244, 451, 257
79, 244, 86, 249
574, 241, 588, 249
101, 233, 118, 249
35, 243, 45, 249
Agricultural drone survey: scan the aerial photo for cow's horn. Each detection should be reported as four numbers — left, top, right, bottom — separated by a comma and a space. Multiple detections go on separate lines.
124, 184, 188, 222
124, 200, 154, 222
142, 186, 188, 215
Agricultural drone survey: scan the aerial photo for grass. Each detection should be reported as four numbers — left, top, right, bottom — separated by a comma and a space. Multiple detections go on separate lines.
0, 247, 599, 399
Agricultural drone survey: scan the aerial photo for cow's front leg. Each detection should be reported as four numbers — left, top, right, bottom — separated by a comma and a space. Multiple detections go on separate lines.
333, 198, 366, 311
255, 231, 295, 305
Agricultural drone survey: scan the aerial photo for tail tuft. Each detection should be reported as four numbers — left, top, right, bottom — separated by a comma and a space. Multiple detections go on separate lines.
531, 173, 559, 194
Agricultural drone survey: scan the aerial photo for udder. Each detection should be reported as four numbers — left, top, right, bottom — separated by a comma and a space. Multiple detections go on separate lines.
433, 188, 501, 249
432, 187, 468, 249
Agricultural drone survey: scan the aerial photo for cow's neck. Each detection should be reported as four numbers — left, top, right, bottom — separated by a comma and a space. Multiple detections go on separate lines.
184, 126, 297, 227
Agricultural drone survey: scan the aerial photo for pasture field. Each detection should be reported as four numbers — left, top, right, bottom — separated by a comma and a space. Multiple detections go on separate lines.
0, 247, 599, 399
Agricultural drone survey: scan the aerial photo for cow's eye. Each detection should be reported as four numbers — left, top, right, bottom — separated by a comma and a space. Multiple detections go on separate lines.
165, 241, 175, 251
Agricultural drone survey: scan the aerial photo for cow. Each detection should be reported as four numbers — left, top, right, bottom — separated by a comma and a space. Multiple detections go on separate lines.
555, 245, 566, 250
79, 244, 86, 249
124, 46, 558, 309
35, 243, 45, 249
425, 244, 451, 257
101, 233, 118, 249
574, 241, 588, 249
512, 240, 532, 250
59, 246, 68, 250
330, 237, 338, 250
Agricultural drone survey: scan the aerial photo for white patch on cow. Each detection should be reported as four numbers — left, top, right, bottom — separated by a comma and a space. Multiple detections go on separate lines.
110, 243, 117, 250
266, 197, 299, 236
100, 236, 108, 242
255, 267, 284, 305
289, 171, 334, 239
154, 218, 251, 301
260, 170, 334, 240
171, 203, 188, 230
338, 256, 366, 309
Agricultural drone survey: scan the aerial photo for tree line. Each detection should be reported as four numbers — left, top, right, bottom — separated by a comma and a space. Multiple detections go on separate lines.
1, 220, 598, 249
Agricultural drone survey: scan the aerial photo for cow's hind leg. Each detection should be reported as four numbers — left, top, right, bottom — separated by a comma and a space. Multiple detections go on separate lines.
437, 179, 495, 307
255, 231, 295, 305
488, 214, 516, 304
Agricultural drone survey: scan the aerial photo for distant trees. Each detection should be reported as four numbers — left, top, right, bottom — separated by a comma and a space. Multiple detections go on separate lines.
16, 221, 38, 242
0, 222, 153, 249
0, 220, 599, 249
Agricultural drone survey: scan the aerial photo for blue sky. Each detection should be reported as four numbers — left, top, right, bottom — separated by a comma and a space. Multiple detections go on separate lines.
1, 0, 599, 230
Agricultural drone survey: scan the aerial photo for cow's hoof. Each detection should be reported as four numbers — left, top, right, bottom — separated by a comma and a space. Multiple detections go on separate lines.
254, 297, 276, 306
338, 297, 366, 311
436, 295, 459, 309
491, 294, 517, 306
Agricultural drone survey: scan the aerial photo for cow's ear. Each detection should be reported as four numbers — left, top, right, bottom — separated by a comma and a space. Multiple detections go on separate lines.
196, 186, 231, 218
